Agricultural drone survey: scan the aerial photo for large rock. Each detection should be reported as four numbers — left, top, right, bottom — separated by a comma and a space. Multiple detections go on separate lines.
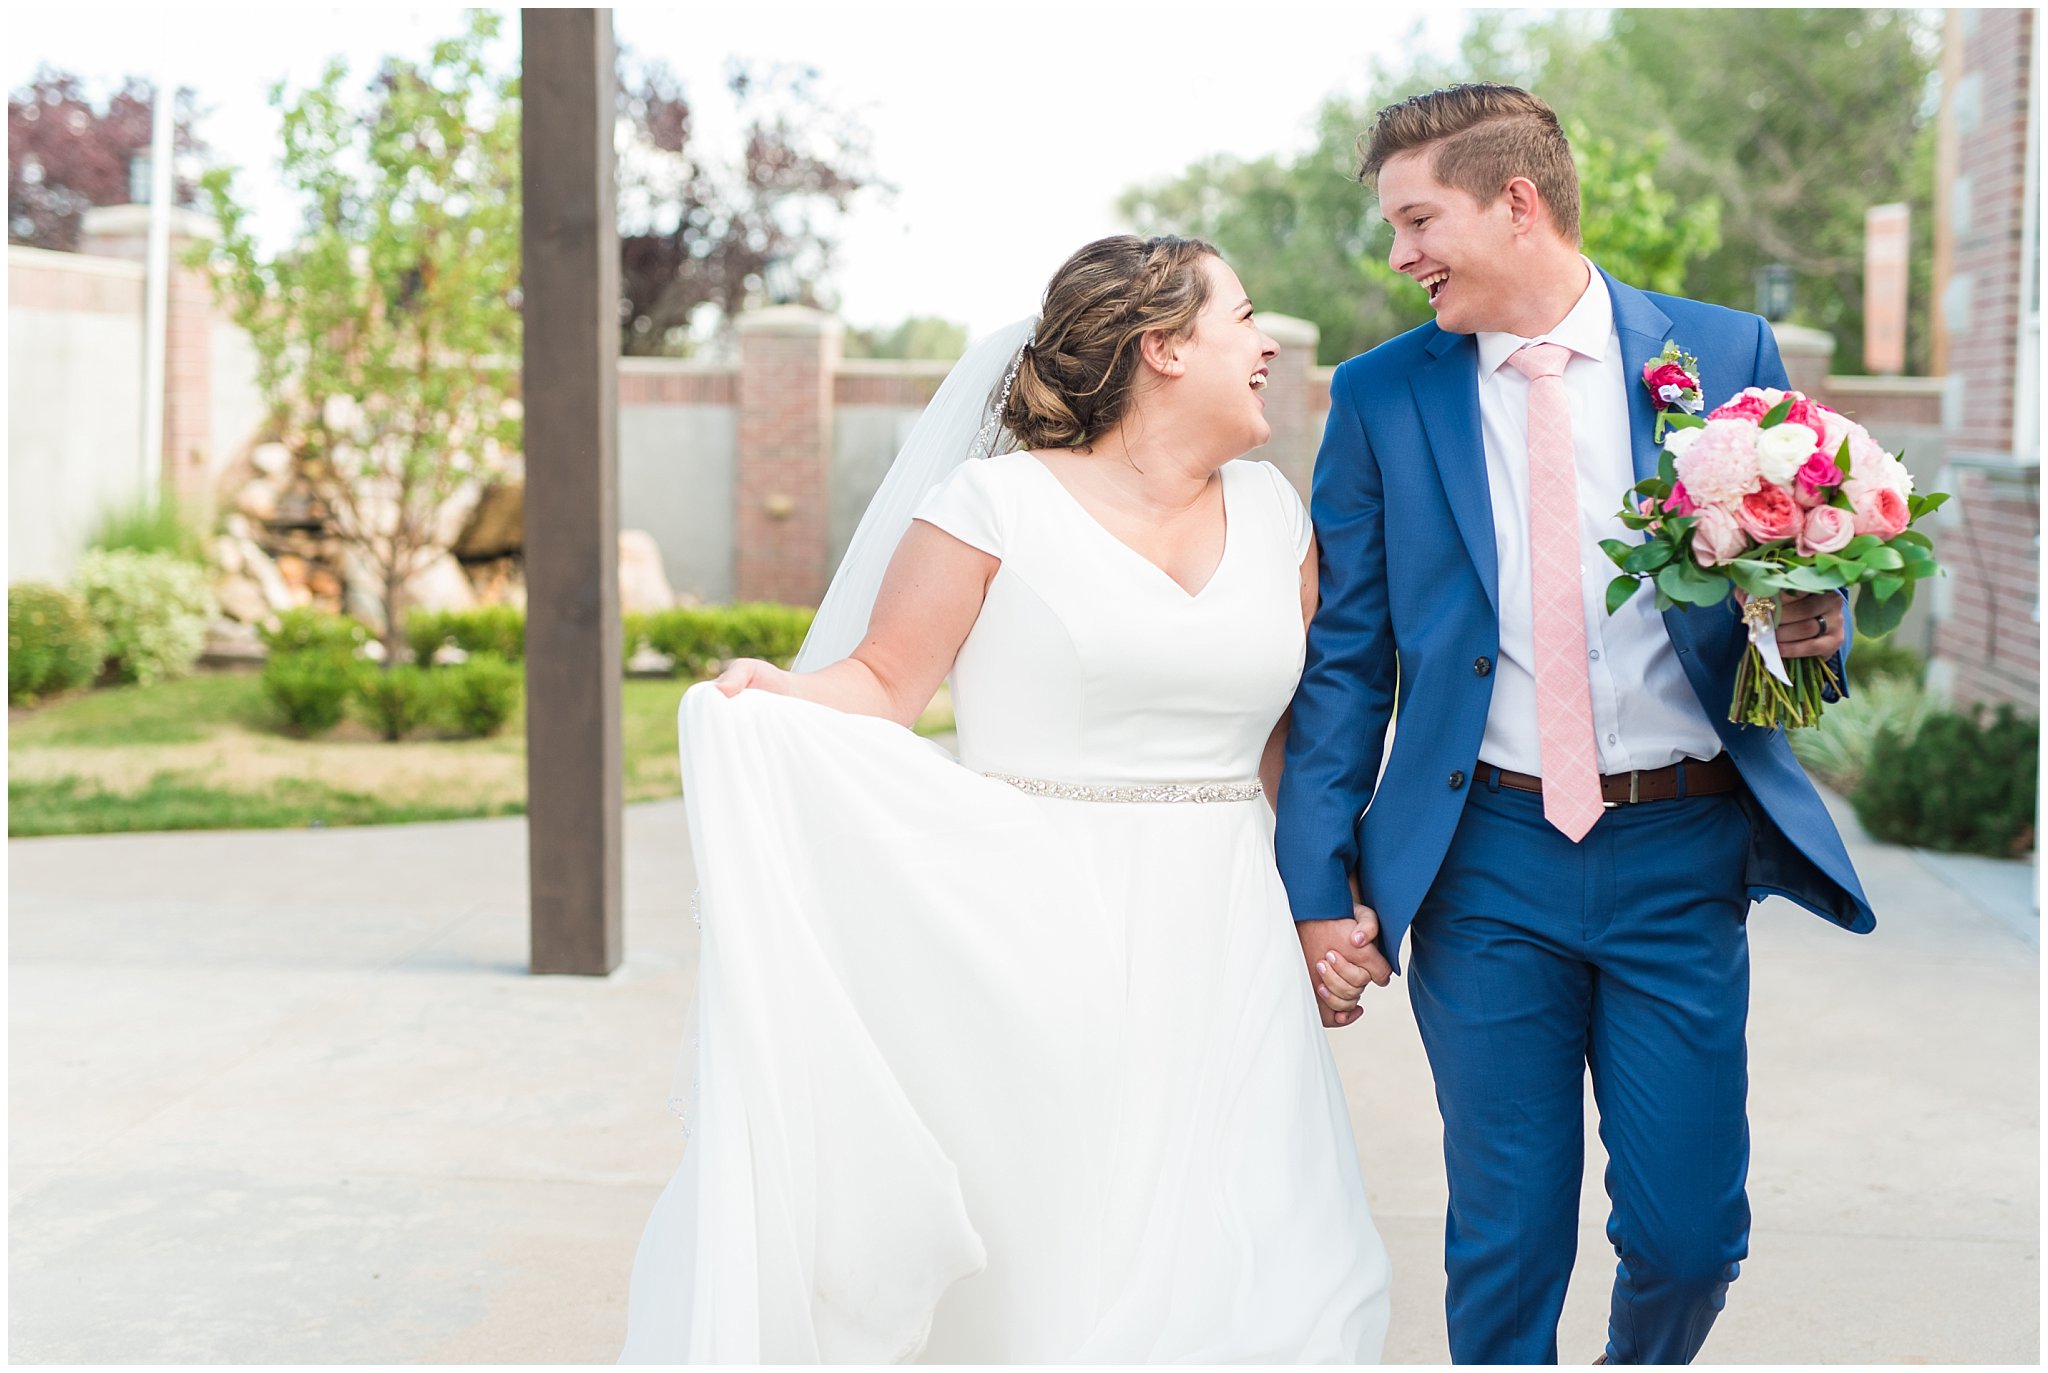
249, 442, 294, 479
215, 575, 270, 625
237, 537, 296, 612
456, 481, 523, 560
435, 479, 483, 550
236, 478, 282, 522
618, 530, 676, 614
404, 551, 478, 614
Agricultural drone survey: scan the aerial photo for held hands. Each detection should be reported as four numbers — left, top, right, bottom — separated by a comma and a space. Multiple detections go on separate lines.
1296, 903, 1393, 1029
713, 658, 795, 697
1733, 588, 1847, 661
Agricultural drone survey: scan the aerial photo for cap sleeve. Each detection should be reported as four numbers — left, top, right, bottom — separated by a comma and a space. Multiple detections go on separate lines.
1260, 460, 1312, 562
912, 457, 1006, 558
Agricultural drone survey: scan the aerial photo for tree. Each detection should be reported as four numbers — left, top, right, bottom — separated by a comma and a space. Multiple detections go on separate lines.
1122, 9, 1934, 371
1601, 9, 1938, 372
614, 53, 879, 356
8, 67, 207, 251
843, 315, 967, 361
1121, 42, 1719, 361
197, 12, 521, 665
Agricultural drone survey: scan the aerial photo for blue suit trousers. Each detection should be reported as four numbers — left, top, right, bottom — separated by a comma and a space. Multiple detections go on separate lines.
1407, 773, 1753, 1365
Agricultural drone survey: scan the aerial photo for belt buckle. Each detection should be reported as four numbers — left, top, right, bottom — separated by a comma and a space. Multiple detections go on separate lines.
1602, 770, 1641, 809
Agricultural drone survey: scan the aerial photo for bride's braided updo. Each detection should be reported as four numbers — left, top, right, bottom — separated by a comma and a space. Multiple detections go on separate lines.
1003, 235, 1219, 451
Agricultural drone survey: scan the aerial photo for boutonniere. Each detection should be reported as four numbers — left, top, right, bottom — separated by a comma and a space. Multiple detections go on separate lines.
1641, 340, 1703, 442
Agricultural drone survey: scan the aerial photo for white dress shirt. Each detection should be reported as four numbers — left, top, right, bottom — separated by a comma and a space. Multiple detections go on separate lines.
1474, 261, 1724, 777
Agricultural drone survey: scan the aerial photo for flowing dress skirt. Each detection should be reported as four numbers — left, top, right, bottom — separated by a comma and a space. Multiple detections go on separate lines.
621, 685, 1390, 1362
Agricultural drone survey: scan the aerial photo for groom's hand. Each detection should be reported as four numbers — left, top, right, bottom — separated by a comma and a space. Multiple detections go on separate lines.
1733, 588, 1848, 660
1297, 908, 1393, 1028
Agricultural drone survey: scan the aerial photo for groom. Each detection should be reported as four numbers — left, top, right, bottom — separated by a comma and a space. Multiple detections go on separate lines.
1274, 85, 1874, 1364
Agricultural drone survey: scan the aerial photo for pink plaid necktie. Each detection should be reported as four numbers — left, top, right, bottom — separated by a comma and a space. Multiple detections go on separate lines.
1507, 342, 1604, 842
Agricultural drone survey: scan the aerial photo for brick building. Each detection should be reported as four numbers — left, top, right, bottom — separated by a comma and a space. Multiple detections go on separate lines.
1929, 8, 2041, 711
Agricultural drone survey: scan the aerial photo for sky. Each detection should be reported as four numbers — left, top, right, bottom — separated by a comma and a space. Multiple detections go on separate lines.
7, 3, 1478, 339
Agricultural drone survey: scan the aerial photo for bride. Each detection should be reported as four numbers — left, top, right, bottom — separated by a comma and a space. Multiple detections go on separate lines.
620, 235, 1391, 1362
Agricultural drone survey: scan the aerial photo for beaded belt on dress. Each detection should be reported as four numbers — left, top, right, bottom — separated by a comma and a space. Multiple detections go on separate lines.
983, 773, 1263, 804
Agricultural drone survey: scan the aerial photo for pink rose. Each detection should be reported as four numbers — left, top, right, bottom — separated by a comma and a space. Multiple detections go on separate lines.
1709, 389, 1772, 422
1812, 404, 1853, 457
1797, 503, 1856, 556
1735, 484, 1803, 543
1663, 481, 1697, 516
1794, 452, 1845, 507
1691, 504, 1749, 567
1644, 362, 1696, 403
1852, 486, 1911, 539
1781, 393, 1825, 433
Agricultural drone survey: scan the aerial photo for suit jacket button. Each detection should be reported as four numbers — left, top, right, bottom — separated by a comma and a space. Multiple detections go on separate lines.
1448, 770, 1466, 789
1474, 656, 1492, 676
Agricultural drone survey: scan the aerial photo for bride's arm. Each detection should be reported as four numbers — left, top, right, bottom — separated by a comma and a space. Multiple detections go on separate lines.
1259, 535, 1321, 806
713, 521, 998, 728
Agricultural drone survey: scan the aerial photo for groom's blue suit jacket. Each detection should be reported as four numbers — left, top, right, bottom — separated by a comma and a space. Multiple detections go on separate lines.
1274, 269, 1876, 970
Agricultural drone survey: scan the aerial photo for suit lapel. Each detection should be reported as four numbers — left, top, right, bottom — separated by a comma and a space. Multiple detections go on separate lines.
1603, 270, 1719, 680
1606, 268, 1674, 486
1411, 328, 1498, 614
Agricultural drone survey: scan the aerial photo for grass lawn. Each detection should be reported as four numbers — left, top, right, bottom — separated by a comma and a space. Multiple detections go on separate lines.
9, 670, 954, 837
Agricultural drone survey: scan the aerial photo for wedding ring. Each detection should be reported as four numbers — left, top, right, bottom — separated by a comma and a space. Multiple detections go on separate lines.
1817, 614, 1828, 637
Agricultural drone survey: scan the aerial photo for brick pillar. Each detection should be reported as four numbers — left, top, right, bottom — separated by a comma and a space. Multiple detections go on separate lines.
1930, 8, 2039, 711
79, 204, 218, 507
1257, 312, 1321, 500
735, 306, 841, 605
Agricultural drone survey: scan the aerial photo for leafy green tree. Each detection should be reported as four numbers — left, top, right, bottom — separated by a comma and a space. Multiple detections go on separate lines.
197, 12, 521, 664
1124, 9, 1933, 370
1123, 102, 1718, 363
843, 315, 968, 361
1601, 8, 1938, 372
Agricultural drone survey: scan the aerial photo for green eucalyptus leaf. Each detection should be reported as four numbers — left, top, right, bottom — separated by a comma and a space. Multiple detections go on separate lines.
1606, 575, 1642, 616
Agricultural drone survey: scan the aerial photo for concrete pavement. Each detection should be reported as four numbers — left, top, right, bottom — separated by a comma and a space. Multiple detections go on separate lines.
8, 792, 2038, 1362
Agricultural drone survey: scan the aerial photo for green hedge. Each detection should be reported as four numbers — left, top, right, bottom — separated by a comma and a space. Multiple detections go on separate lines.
8, 583, 107, 705
626, 603, 815, 678
263, 649, 356, 736
406, 604, 525, 664
1852, 704, 2038, 857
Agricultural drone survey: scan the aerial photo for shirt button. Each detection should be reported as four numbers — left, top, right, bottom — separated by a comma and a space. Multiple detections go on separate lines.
1607, 733, 1619, 745
1448, 770, 1467, 790
1474, 656, 1493, 676
1589, 649, 1601, 661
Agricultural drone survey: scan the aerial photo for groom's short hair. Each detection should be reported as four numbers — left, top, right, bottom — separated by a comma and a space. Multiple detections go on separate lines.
1358, 84, 1581, 245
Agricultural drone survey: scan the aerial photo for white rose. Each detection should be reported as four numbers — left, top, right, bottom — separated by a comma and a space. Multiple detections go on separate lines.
1662, 426, 1705, 460
1756, 422, 1819, 485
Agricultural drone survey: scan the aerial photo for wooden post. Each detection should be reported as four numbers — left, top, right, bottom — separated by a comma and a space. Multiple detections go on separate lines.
522, 10, 622, 976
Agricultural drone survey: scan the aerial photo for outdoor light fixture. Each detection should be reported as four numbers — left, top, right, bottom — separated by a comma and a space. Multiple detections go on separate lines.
1756, 263, 1796, 321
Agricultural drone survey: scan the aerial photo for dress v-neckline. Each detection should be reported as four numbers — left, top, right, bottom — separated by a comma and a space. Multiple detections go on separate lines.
1023, 453, 1234, 601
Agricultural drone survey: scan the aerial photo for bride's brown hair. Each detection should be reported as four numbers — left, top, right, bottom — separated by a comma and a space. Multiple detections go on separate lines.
1003, 235, 1218, 451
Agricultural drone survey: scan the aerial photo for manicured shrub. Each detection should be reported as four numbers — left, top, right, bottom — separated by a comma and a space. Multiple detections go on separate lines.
637, 607, 723, 678
635, 603, 816, 678
8, 583, 107, 704
722, 601, 814, 666
76, 549, 216, 686
1848, 634, 1926, 687
407, 604, 525, 663
262, 650, 355, 736
352, 664, 440, 741
1852, 704, 2038, 857
439, 651, 522, 737
1789, 675, 1939, 793
261, 607, 371, 659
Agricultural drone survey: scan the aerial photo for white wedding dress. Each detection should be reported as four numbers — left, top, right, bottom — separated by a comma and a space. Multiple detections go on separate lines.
621, 452, 1390, 1363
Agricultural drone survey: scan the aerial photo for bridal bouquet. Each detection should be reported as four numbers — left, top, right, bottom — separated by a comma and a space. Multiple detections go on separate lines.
1604, 376, 1946, 729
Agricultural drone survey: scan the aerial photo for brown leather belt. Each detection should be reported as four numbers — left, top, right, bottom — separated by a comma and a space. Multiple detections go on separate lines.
1474, 755, 1741, 807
